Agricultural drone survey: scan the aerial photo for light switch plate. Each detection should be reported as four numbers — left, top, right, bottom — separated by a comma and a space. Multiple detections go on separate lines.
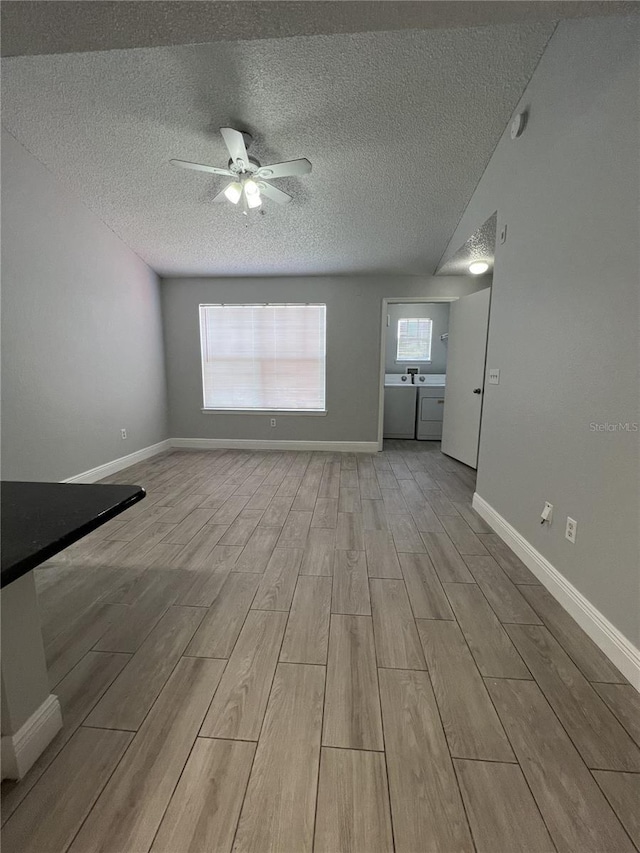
488, 369, 500, 385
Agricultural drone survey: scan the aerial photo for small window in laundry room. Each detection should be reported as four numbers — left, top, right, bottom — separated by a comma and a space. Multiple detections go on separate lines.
396, 317, 432, 362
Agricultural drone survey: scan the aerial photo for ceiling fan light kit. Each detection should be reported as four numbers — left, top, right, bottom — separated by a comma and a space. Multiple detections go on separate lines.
223, 182, 243, 204
244, 179, 262, 209
171, 127, 312, 213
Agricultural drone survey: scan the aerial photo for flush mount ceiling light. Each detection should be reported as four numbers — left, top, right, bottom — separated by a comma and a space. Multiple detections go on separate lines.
171, 127, 312, 212
469, 261, 490, 275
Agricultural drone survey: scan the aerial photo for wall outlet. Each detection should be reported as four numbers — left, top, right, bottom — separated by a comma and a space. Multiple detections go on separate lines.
565, 517, 577, 544
270, 418, 276, 428
541, 501, 553, 524
488, 369, 500, 385
120, 428, 127, 440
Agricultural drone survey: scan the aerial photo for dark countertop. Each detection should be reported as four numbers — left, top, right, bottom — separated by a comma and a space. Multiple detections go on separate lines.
1, 481, 145, 588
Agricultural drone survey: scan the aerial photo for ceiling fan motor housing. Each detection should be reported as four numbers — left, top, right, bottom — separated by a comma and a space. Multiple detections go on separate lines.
228, 155, 261, 174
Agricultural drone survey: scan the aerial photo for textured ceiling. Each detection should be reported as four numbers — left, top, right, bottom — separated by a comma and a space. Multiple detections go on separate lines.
2, 23, 556, 276
2, 1, 627, 57
437, 213, 497, 275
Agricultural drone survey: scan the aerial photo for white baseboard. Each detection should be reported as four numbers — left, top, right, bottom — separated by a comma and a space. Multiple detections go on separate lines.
171, 438, 379, 453
62, 439, 172, 483
1, 694, 62, 781
472, 493, 640, 691
60, 437, 378, 485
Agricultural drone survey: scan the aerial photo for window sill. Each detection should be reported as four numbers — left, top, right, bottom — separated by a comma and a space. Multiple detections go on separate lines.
201, 409, 327, 417
395, 361, 432, 365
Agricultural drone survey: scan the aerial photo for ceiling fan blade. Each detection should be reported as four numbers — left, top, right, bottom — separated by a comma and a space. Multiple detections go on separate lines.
220, 127, 249, 167
170, 159, 234, 178
258, 182, 293, 205
255, 158, 312, 180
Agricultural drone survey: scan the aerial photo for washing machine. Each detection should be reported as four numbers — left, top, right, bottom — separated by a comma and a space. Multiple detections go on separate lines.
383, 374, 417, 439
415, 374, 446, 440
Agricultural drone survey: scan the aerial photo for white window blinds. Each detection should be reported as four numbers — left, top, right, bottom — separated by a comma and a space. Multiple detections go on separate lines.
199, 304, 327, 411
396, 318, 432, 362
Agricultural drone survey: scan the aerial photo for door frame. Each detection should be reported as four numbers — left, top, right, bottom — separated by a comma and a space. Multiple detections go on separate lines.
377, 297, 458, 451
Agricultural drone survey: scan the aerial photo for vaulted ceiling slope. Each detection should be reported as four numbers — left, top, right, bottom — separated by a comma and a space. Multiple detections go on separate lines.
2, 22, 557, 276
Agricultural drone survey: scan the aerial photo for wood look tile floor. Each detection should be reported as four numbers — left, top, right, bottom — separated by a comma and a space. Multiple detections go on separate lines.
2, 441, 639, 853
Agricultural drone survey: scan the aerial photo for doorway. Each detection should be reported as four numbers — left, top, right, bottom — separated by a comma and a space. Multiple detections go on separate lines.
432, 211, 497, 469
377, 297, 456, 450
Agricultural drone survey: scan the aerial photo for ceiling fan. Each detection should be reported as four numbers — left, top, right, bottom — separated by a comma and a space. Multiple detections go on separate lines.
171, 127, 312, 212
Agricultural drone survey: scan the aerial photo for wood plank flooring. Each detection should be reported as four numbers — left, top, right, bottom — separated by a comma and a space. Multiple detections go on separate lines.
2, 441, 638, 853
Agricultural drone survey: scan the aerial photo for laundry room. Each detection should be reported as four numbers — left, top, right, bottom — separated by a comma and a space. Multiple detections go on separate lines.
382, 300, 450, 441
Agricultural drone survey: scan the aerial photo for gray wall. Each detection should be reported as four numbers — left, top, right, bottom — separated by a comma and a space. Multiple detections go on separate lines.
1, 129, 169, 481
385, 302, 449, 374
161, 276, 480, 443
441, 16, 639, 646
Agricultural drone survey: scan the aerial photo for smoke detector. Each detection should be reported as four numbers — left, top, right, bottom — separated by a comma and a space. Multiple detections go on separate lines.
510, 110, 528, 140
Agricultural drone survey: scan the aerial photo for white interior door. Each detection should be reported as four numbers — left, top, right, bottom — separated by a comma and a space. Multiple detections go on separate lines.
441, 287, 491, 468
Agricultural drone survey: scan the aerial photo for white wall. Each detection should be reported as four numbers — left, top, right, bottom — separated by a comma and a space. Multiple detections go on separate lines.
1, 129, 169, 481
385, 302, 450, 374
441, 16, 639, 647
161, 275, 481, 444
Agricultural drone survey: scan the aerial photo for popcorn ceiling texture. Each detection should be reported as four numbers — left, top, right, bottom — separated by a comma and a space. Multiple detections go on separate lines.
2, 23, 554, 276
437, 212, 497, 275
1, 1, 629, 57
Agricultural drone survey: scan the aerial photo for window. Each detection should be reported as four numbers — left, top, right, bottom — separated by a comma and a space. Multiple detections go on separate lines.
396, 317, 432, 362
199, 304, 326, 411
